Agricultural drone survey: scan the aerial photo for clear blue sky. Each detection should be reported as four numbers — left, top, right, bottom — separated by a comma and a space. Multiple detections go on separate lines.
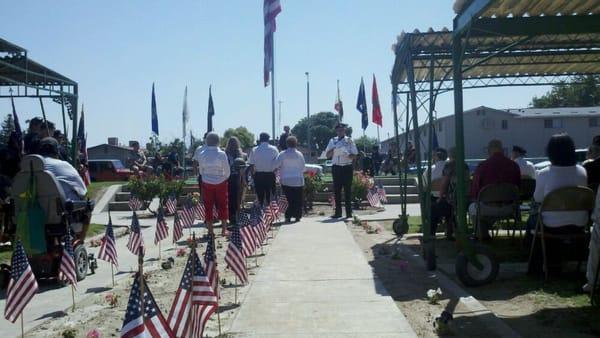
1, 0, 549, 147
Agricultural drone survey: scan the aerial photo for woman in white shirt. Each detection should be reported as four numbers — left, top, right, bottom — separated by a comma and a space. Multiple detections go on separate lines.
274, 136, 305, 222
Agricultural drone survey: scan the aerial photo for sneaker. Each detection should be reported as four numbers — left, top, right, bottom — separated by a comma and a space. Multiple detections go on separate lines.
330, 214, 342, 219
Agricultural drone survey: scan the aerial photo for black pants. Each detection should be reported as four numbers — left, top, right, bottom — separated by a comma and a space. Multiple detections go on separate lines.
332, 165, 353, 217
254, 172, 276, 206
282, 185, 303, 220
430, 196, 452, 236
228, 174, 241, 224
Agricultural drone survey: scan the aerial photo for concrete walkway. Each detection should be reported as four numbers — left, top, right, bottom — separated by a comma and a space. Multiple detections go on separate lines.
229, 217, 417, 337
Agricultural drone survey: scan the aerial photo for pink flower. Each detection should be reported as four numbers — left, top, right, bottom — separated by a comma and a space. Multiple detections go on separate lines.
86, 329, 101, 338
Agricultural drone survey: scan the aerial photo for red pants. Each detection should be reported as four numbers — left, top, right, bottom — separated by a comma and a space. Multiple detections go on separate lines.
202, 181, 229, 222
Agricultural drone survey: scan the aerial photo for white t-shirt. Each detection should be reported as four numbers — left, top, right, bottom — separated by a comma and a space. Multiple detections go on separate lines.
534, 165, 588, 227
43, 157, 87, 201
514, 157, 536, 179
248, 142, 279, 173
423, 160, 447, 197
195, 146, 230, 185
325, 136, 358, 166
274, 148, 306, 187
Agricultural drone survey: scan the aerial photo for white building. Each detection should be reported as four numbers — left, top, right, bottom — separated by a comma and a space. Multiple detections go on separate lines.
381, 106, 600, 159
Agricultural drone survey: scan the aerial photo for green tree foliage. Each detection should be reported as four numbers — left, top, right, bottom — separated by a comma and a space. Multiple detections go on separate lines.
531, 75, 600, 108
291, 111, 352, 152
0, 114, 15, 145
222, 126, 255, 150
354, 135, 378, 153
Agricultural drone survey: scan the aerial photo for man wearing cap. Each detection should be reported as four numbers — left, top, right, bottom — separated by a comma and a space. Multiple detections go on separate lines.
38, 137, 87, 201
248, 132, 279, 206
326, 123, 358, 218
511, 145, 536, 179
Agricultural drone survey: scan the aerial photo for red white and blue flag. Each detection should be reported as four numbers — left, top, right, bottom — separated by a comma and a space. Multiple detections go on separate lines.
154, 207, 169, 244
127, 211, 144, 255
203, 233, 219, 298
165, 196, 178, 215
263, 0, 282, 86
225, 226, 248, 284
181, 203, 195, 228
98, 215, 118, 267
59, 231, 77, 287
4, 241, 38, 323
172, 212, 184, 244
367, 187, 383, 208
377, 184, 387, 203
238, 212, 257, 257
128, 196, 143, 212
195, 202, 205, 221
277, 195, 288, 214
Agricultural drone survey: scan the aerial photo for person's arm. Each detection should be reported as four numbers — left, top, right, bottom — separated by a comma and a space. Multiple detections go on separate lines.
274, 152, 283, 170
222, 153, 230, 179
347, 139, 358, 160
325, 139, 335, 159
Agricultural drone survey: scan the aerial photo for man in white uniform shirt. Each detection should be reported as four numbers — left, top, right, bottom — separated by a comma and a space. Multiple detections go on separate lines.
248, 132, 279, 206
195, 132, 230, 236
511, 145, 536, 179
325, 123, 358, 218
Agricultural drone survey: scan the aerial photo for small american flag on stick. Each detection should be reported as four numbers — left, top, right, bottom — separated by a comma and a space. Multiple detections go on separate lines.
224, 226, 248, 284
4, 241, 39, 323
181, 203, 195, 228
154, 207, 169, 244
165, 196, 178, 215
329, 194, 336, 210
367, 187, 383, 208
59, 231, 77, 287
172, 212, 184, 244
203, 233, 219, 298
98, 215, 118, 267
128, 196, 143, 211
195, 202, 205, 221
377, 184, 387, 203
277, 195, 288, 214
127, 211, 145, 255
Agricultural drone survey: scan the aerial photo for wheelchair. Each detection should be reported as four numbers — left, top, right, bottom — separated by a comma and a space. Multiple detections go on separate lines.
1, 155, 96, 287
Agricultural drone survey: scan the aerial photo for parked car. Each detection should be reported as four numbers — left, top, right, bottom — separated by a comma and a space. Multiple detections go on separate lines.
88, 159, 131, 181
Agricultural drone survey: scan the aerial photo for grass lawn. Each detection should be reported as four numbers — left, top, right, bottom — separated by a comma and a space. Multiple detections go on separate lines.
87, 181, 123, 201
87, 223, 106, 237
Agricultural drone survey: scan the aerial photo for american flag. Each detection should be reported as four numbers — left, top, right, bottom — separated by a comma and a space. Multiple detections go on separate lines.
270, 198, 280, 218
154, 207, 169, 244
224, 226, 248, 284
59, 231, 77, 287
4, 241, 39, 323
238, 212, 257, 257
250, 207, 266, 243
121, 273, 174, 338
128, 196, 143, 211
263, 0, 282, 87
275, 169, 281, 185
277, 195, 288, 214
194, 202, 205, 221
203, 233, 219, 298
181, 203, 195, 228
172, 212, 183, 244
367, 187, 383, 208
98, 215, 118, 267
167, 249, 217, 338
377, 184, 387, 203
165, 196, 178, 215
127, 211, 144, 255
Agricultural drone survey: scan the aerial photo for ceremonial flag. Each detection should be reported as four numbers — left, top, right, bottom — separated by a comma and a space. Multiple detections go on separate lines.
172, 212, 183, 244
277, 195, 288, 214
182, 86, 188, 140
250, 208, 267, 243
167, 248, 217, 338
58, 231, 77, 287
181, 203, 195, 228
203, 233, 219, 297
4, 241, 38, 323
334, 80, 344, 121
238, 212, 257, 256
207, 86, 215, 133
98, 215, 118, 267
154, 207, 169, 244
377, 184, 388, 203
224, 226, 248, 284
151, 83, 159, 136
10, 95, 22, 140
127, 212, 144, 255
128, 196, 143, 212
356, 77, 368, 130
121, 273, 174, 338
263, 0, 282, 86
78, 105, 91, 186
367, 187, 382, 208
195, 202, 206, 221
165, 196, 177, 215
372, 74, 383, 127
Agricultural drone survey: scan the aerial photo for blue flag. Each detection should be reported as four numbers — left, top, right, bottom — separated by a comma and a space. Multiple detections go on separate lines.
207, 86, 214, 133
151, 83, 159, 135
356, 78, 368, 130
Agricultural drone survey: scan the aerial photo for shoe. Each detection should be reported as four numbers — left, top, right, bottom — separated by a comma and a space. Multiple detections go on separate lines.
294, 218, 301, 223
583, 283, 591, 293
285, 218, 291, 223
330, 214, 342, 219
345, 214, 353, 219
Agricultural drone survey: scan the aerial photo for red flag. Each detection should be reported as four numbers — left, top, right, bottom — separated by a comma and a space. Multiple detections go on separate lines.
372, 74, 383, 127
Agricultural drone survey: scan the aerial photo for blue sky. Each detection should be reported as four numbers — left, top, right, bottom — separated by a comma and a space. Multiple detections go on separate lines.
1, 0, 549, 147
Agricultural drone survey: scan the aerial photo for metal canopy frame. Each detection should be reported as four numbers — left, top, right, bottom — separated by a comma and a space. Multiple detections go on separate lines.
389, 0, 600, 271
0, 37, 79, 164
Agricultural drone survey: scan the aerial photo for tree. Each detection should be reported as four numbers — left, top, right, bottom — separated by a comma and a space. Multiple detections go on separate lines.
354, 135, 378, 153
291, 111, 352, 152
0, 114, 15, 145
222, 126, 255, 150
531, 75, 600, 108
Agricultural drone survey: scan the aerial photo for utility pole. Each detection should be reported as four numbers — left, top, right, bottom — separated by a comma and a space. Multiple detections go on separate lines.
305, 72, 311, 162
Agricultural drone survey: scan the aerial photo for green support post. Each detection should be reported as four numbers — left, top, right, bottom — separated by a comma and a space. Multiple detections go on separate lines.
71, 88, 79, 167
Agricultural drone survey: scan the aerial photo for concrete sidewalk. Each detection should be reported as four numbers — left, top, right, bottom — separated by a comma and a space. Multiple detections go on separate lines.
229, 217, 417, 337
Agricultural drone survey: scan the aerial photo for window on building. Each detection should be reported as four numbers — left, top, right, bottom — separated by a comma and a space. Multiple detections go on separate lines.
590, 117, 598, 127
544, 118, 563, 129
501, 120, 508, 130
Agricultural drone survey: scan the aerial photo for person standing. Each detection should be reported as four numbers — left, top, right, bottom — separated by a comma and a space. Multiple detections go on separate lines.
511, 145, 536, 179
248, 132, 279, 206
196, 132, 230, 237
225, 136, 247, 224
371, 146, 382, 176
275, 136, 305, 222
278, 125, 291, 151
326, 123, 358, 219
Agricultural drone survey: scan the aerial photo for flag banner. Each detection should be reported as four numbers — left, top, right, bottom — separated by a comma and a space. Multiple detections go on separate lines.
59, 231, 77, 287
151, 83, 159, 135
154, 207, 169, 244
263, 0, 282, 86
4, 240, 39, 323
77, 107, 91, 186
128, 196, 143, 212
172, 212, 184, 244
356, 78, 368, 130
203, 233, 219, 298
165, 196, 178, 215
127, 212, 144, 255
367, 187, 383, 208
98, 215, 118, 267
207, 86, 215, 133
122, 273, 174, 337
372, 74, 383, 127
181, 202, 195, 228
224, 226, 248, 284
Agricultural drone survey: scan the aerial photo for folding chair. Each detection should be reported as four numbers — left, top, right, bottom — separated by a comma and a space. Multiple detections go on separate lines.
474, 183, 520, 238
528, 186, 594, 281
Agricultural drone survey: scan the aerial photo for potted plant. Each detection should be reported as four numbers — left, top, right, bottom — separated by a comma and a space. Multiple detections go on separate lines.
303, 171, 323, 211
351, 171, 373, 209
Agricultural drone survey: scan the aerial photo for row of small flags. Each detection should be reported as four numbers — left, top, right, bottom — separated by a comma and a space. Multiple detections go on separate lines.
327, 184, 387, 209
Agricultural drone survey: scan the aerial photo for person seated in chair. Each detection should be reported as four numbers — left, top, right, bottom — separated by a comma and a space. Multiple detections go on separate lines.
584, 144, 600, 193
584, 188, 600, 293
38, 137, 87, 201
511, 145, 536, 179
469, 139, 521, 240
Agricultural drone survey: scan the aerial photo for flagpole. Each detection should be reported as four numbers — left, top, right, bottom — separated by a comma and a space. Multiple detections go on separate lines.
306, 72, 311, 161
212, 234, 222, 336
271, 37, 276, 142
188, 233, 195, 336
138, 248, 144, 324
71, 285, 75, 312
111, 264, 115, 287
20, 314, 24, 338
377, 126, 381, 145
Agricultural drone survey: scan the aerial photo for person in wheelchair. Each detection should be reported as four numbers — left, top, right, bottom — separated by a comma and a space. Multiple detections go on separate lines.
38, 137, 87, 202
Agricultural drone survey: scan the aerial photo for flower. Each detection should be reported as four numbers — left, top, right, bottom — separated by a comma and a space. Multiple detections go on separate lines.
104, 293, 118, 307
86, 329, 101, 338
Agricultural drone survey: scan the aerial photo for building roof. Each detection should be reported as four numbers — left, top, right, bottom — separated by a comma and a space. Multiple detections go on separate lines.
454, 0, 600, 17
87, 143, 133, 152
507, 106, 600, 118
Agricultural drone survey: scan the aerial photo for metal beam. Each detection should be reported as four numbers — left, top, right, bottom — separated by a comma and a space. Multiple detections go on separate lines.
453, 0, 494, 37
470, 15, 600, 37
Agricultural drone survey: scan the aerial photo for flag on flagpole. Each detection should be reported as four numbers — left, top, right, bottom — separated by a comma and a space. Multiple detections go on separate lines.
367, 187, 383, 208
334, 80, 344, 121
263, 0, 282, 87
151, 83, 159, 136
356, 78, 368, 130
172, 212, 183, 244
128, 196, 143, 211
238, 212, 257, 256
121, 273, 174, 337
181, 203, 195, 228
4, 240, 39, 323
182, 86, 188, 140
154, 207, 169, 244
78, 105, 91, 186
165, 196, 177, 215
98, 215, 118, 267
372, 74, 383, 127
59, 231, 77, 287
207, 86, 215, 133
127, 212, 144, 255
224, 226, 248, 284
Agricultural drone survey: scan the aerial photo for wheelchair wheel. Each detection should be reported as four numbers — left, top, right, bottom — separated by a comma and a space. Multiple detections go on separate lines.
393, 217, 409, 238
455, 244, 499, 287
73, 245, 89, 281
